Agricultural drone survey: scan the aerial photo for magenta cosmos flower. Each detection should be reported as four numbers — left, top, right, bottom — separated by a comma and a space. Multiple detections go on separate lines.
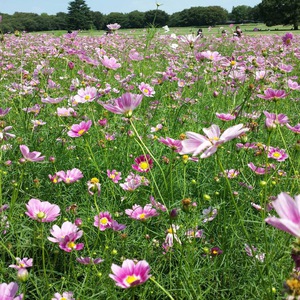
107, 170, 122, 183
263, 111, 288, 128
286, 123, 300, 134
101, 93, 143, 117
257, 88, 287, 101
267, 146, 288, 162
20, 145, 45, 162
125, 204, 159, 220
25, 198, 60, 222
52, 291, 75, 300
158, 137, 183, 152
76, 257, 104, 265
56, 168, 83, 184
282, 32, 293, 46
109, 259, 151, 289
94, 211, 113, 231
215, 113, 236, 121
67, 120, 92, 138
0, 282, 23, 300
180, 124, 249, 158
265, 192, 300, 237
132, 154, 153, 172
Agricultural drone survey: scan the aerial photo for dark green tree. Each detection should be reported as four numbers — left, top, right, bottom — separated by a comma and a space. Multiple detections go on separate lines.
230, 5, 253, 23
126, 10, 145, 28
259, 0, 300, 30
90, 11, 104, 30
144, 9, 169, 27
104, 12, 129, 28
67, 0, 92, 30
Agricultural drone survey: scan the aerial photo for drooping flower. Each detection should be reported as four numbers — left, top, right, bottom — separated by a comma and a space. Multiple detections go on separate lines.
257, 88, 287, 101
25, 198, 60, 222
19, 145, 45, 162
286, 123, 300, 134
215, 113, 236, 121
125, 204, 159, 220
120, 173, 149, 191
138, 82, 155, 97
0, 282, 23, 300
109, 259, 151, 289
149, 195, 167, 212
56, 168, 83, 184
248, 162, 275, 175
67, 120, 92, 138
163, 224, 181, 253
87, 177, 101, 196
202, 206, 218, 223
132, 154, 153, 173
0, 126, 15, 141
265, 192, 300, 237
101, 93, 143, 117
0, 107, 11, 117
244, 244, 265, 262
180, 124, 249, 158
9, 257, 33, 270
94, 212, 113, 231
52, 291, 75, 300
267, 146, 288, 162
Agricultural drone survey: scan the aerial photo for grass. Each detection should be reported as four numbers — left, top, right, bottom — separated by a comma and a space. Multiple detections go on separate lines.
0, 25, 299, 299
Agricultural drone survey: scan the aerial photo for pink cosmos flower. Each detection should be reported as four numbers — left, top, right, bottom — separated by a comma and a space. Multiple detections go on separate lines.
94, 212, 113, 231
56, 168, 83, 184
57, 107, 75, 117
158, 137, 183, 152
257, 88, 287, 101
87, 178, 101, 196
52, 291, 75, 300
20, 145, 45, 162
149, 195, 167, 212
0, 126, 15, 141
244, 244, 265, 262
9, 257, 33, 270
265, 192, 300, 237
109, 259, 151, 289
163, 224, 181, 253
73, 86, 98, 103
224, 169, 239, 179
101, 93, 143, 117
138, 82, 155, 97
59, 232, 84, 252
199, 50, 224, 62
100, 55, 121, 70
267, 146, 288, 162
286, 123, 300, 134
132, 154, 153, 173
125, 204, 159, 220
0, 107, 11, 117
67, 120, 92, 138
263, 111, 289, 128
282, 32, 293, 46
119, 172, 149, 191
76, 257, 104, 265
215, 113, 236, 121
48, 221, 81, 244
288, 79, 300, 91
107, 23, 121, 30
25, 198, 60, 222
107, 170, 122, 183
0, 282, 23, 300
180, 124, 249, 158
248, 162, 275, 175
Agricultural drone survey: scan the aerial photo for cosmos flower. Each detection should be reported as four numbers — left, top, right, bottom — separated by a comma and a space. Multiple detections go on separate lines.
106, 23, 121, 30
248, 162, 275, 175
73, 86, 98, 103
94, 212, 113, 231
9, 257, 33, 270
132, 154, 153, 173
0, 107, 11, 117
56, 168, 83, 184
107, 170, 122, 183
87, 177, 101, 196
100, 55, 121, 70
282, 32, 293, 46
286, 123, 300, 134
125, 204, 159, 220
158, 137, 183, 152
109, 259, 151, 289
0, 282, 23, 300
101, 93, 143, 117
76, 257, 104, 265
25, 198, 60, 222
267, 146, 288, 162
0, 126, 15, 141
180, 124, 249, 158
257, 88, 287, 101
138, 82, 155, 97
265, 192, 300, 237
52, 291, 75, 300
263, 111, 289, 128
67, 120, 92, 138
119, 172, 149, 191
19, 145, 45, 162
215, 113, 236, 121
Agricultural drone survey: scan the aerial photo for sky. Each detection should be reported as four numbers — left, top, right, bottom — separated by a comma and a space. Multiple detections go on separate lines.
1, 0, 261, 15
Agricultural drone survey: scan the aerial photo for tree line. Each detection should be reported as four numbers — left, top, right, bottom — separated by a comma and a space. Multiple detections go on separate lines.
0, 0, 298, 33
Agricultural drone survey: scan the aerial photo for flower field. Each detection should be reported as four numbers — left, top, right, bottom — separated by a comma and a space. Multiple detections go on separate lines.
0, 27, 299, 299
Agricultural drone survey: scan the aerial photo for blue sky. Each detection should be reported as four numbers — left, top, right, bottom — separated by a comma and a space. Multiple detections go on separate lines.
1, 0, 261, 15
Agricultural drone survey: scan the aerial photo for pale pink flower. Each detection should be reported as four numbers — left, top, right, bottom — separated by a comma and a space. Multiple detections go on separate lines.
138, 82, 155, 97
163, 224, 181, 253
87, 178, 101, 196
9, 257, 33, 270
120, 172, 149, 191
56, 168, 83, 184
76, 257, 104, 265
0, 282, 23, 300
0, 107, 11, 117
150, 124, 163, 132
67, 120, 92, 137
73, 86, 98, 103
180, 34, 200, 47
149, 195, 167, 212
244, 244, 265, 262
224, 169, 239, 178
180, 124, 249, 158
94, 212, 113, 231
265, 192, 300, 237
101, 93, 143, 117
107, 170, 122, 183
202, 206, 218, 222
215, 113, 236, 121
52, 291, 75, 300
0, 126, 15, 141
248, 162, 275, 175
263, 111, 289, 128
129, 49, 143, 61
25, 198, 60, 222
48, 221, 81, 243
158, 137, 183, 152
20, 145, 45, 162
100, 55, 121, 70
199, 50, 224, 62
125, 204, 159, 220
58, 232, 84, 252
109, 259, 151, 289
257, 88, 287, 101
57, 107, 75, 117
286, 123, 300, 134
288, 79, 300, 91
255, 70, 266, 81
132, 154, 153, 173
31, 119, 46, 129
267, 147, 288, 162
107, 23, 121, 30
278, 63, 293, 73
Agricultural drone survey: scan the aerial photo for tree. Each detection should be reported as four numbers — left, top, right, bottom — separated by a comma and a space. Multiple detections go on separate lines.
126, 11, 145, 28
230, 5, 253, 23
67, 0, 92, 30
144, 10, 169, 27
90, 11, 104, 30
259, 0, 300, 30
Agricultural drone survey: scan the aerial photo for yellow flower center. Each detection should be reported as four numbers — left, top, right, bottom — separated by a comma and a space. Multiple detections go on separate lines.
143, 88, 149, 94
167, 227, 174, 234
84, 95, 91, 101
139, 213, 146, 219
230, 60, 236, 66
125, 275, 139, 285
272, 152, 281, 158
100, 217, 108, 225
78, 129, 86, 136
90, 177, 99, 184
61, 298, 67, 300
67, 242, 76, 249
37, 211, 46, 219
139, 161, 149, 170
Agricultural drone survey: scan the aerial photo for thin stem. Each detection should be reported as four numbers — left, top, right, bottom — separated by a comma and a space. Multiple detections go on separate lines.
150, 277, 175, 300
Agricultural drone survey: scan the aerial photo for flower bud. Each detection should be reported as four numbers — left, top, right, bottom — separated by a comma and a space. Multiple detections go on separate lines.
17, 268, 29, 282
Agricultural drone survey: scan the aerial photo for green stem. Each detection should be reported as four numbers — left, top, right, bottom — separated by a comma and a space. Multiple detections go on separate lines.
150, 277, 175, 300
